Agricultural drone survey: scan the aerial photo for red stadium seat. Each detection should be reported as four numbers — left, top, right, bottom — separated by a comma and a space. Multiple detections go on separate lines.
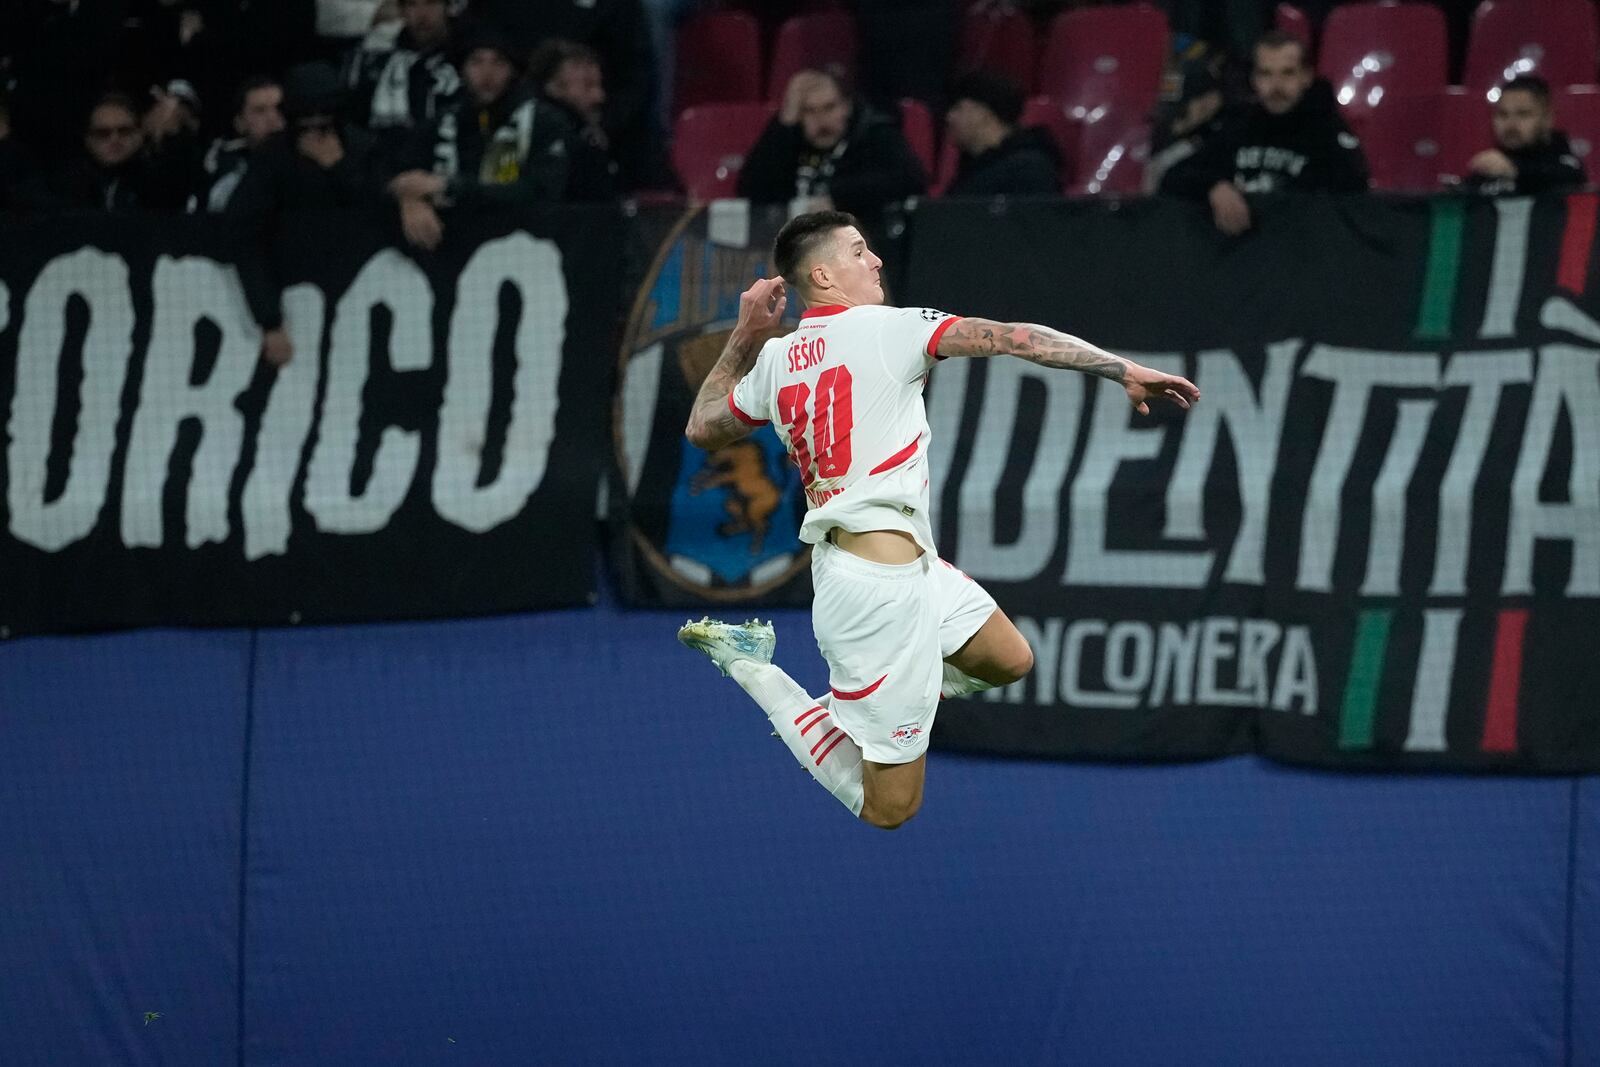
766, 12, 859, 103
1038, 4, 1168, 119
674, 12, 763, 116
900, 98, 936, 179
1463, 0, 1600, 98
1318, 2, 1448, 126
1560, 85, 1600, 175
1363, 88, 1487, 191
958, 7, 1039, 91
1275, 4, 1314, 54
670, 103, 775, 200
1068, 104, 1149, 195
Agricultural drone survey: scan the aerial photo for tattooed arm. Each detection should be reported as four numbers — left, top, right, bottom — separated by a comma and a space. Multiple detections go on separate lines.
685, 277, 788, 450
935, 316, 1200, 414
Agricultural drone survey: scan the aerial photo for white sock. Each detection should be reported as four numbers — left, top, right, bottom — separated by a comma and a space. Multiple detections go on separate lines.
728, 660, 863, 817
941, 661, 997, 699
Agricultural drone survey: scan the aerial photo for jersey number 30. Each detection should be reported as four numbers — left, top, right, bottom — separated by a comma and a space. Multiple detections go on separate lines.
776, 366, 853, 487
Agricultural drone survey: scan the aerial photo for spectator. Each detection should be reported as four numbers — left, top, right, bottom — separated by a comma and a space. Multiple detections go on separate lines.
196, 76, 286, 212
343, 0, 461, 163
943, 71, 1059, 197
1466, 75, 1586, 196
182, 0, 317, 138
738, 69, 927, 221
1164, 31, 1368, 235
228, 62, 381, 366
388, 24, 574, 250
20, 92, 193, 212
1146, 44, 1230, 195
531, 38, 621, 201
468, 0, 662, 189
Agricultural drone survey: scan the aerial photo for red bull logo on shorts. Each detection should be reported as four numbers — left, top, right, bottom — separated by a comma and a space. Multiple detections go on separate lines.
889, 722, 924, 749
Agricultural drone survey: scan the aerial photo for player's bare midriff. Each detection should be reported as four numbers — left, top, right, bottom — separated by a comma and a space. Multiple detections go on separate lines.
827, 527, 923, 565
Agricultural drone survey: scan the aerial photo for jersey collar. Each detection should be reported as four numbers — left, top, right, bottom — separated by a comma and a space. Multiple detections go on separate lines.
800, 305, 850, 319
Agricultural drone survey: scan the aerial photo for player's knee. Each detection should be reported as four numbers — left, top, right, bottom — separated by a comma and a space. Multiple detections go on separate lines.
862, 796, 921, 830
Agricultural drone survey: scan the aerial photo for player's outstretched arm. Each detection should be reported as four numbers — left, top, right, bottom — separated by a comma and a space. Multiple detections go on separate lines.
935, 317, 1200, 415
685, 277, 788, 450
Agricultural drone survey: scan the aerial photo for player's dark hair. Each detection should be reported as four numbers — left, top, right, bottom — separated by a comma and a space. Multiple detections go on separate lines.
773, 210, 862, 291
1253, 30, 1309, 69
1501, 75, 1552, 106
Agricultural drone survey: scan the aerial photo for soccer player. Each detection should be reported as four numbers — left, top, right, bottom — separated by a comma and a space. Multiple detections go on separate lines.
678, 211, 1200, 828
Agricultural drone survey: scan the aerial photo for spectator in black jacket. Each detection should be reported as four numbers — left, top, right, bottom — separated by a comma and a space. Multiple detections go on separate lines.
388, 23, 574, 250
1467, 75, 1587, 196
343, 0, 460, 167
20, 92, 194, 213
532, 39, 622, 201
468, 0, 662, 189
943, 72, 1059, 197
1166, 31, 1368, 235
196, 76, 286, 213
228, 62, 381, 366
738, 70, 927, 221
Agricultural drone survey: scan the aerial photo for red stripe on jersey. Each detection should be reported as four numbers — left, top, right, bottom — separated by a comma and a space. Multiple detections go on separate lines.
800, 712, 830, 737
810, 725, 840, 756
831, 674, 887, 701
727, 392, 768, 427
801, 304, 849, 319
815, 732, 849, 765
868, 436, 920, 476
927, 315, 963, 359
794, 704, 825, 726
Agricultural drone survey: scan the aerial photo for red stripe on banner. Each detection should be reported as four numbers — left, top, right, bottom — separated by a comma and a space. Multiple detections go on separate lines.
815, 733, 849, 766
1481, 609, 1529, 753
793, 704, 825, 726
1558, 194, 1598, 294
868, 436, 920, 475
927, 315, 963, 358
726, 392, 768, 427
831, 675, 887, 701
800, 712, 830, 737
810, 726, 840, 756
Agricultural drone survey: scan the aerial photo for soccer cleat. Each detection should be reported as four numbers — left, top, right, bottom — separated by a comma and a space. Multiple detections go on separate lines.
676, 616, 776, 676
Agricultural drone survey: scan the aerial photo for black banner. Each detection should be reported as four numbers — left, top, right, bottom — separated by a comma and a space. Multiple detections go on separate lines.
0, 207, 619, 634
909, 195, 1600, 771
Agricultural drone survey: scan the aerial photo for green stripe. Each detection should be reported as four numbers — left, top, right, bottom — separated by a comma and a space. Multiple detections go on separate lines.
1339, 610, 1393, 751
1414, 199, 1465, 340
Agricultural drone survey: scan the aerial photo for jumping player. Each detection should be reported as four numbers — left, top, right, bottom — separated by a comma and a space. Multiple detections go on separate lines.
678, 211, 1200, 828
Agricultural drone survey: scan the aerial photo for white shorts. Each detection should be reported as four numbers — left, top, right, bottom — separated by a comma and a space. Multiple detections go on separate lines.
810, 539, 998, 764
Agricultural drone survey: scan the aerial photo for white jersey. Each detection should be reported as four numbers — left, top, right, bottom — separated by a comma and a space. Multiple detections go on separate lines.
728, 303, 961, 555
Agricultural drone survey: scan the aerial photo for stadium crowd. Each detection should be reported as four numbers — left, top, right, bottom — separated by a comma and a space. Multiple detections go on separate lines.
0, 1, 1588, 230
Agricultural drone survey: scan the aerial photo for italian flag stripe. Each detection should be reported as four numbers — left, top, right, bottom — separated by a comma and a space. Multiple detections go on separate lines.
1414, 199, 1465, 341
1480, 609, 1529, 753
1339, 609, 1393, 751
1557, 192, 1598, 295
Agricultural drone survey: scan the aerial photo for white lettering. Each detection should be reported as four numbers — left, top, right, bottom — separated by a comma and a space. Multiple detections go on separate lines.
1065, 355, 1211, 588
1359, 398, 1435, 596
956, 358, 1082, 581
1297, 347, 1440, 592
305, 250, 432, 534
7, 250, 135, 550
1503, 345, 1600, 595
435, 233, 567, 533
1429, 351, 1532, 595
1062, 620, 1137, 708
122, 258, 261, 548
241, 285, 325, 559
